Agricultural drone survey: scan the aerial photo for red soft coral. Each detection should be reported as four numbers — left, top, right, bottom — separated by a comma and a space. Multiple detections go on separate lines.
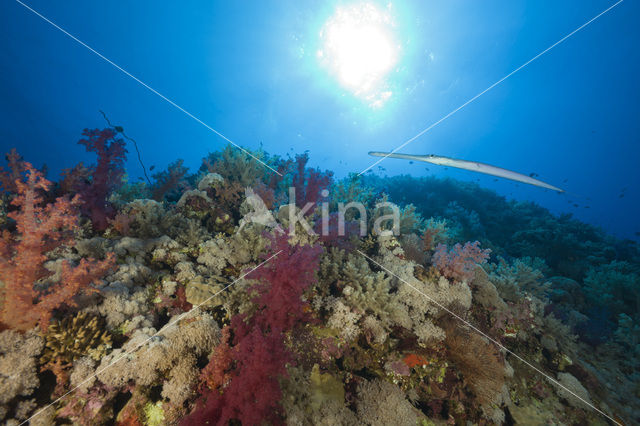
0, 163, 115, 331
291, 153, 333, 209
244, 231, 323, 334
75, 128, 127, 231
200, 325, 233, 392
183, 328, 290, 426
182, 233, 323, 425
151, 159, 190, 202
432, 241, 491, 283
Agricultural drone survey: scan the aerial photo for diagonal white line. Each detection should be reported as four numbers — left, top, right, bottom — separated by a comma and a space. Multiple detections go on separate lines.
357, 250, 622, 425
21, 250, 282, 425
358, 0, 624, 175
13, 0, 283, 177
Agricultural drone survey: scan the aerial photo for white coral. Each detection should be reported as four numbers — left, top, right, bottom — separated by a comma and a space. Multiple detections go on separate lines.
96, 310, 220, 406
0, 330, 43, 419
326, 298, 362, 341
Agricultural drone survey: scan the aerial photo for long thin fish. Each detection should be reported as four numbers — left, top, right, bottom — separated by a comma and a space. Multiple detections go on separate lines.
368, 151, 564, 193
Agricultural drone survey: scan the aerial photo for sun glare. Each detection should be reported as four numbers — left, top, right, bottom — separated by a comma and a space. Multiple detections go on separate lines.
318, 3, 400, 108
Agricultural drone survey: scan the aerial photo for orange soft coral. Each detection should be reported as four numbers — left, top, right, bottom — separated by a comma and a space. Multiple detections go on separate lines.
0, 163, 115, 331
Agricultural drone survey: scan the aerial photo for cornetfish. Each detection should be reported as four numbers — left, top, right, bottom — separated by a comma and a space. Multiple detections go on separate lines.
368, 151, 564, 193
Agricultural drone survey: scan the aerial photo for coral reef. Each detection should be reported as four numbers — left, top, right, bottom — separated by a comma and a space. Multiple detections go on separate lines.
432, 240, 491, 282
72, 128, 127, 231
0, 330, 43, 420
40, 311, 112, 366
0, 163, 115, 331
0, 141, 637, 425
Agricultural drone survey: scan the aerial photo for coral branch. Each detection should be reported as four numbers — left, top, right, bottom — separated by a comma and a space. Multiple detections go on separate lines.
183, 233, 323, 425
75, 128, 127, 231
291, 153, 333, 209
0, 149, 26, 193
0, 164, 115, 331
432, 241, 491, 282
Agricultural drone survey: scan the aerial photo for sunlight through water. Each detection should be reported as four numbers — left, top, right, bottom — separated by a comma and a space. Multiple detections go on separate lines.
317, 2, 400, 108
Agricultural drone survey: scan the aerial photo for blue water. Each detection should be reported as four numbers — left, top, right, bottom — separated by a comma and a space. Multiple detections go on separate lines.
1, 0, 638, 240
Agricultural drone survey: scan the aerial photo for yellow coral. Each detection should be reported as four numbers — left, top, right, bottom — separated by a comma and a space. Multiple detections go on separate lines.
41, 312, 112, 365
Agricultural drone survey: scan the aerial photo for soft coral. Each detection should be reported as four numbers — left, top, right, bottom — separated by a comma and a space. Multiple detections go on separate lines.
243, 231, 323, 333
182, 232, 323, 425
76, 128, 127, 231
291, 153, 333, 209
432, 241, 491, 283
0, 149, 27, 193
0, 163, 115, 331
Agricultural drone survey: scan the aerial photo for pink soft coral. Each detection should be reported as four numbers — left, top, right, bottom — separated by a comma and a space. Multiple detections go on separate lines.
432, 241, 491, 282
0, 163, 115, 331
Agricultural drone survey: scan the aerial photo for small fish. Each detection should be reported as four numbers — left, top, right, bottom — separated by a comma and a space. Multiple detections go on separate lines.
619, 194, 625, 198
529, 172, 539, 178
573, 204, 579, 207
493, 178, 498, 182
409, 161, 414, 164
584, 206, 590, 208
149, 165, 155, 171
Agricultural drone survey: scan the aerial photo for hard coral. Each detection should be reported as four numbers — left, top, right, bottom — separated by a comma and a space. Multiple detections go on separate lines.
0, 330, 44, 420
97, 310, 220, 407
0, 164, 116, 331
202, 145, 257, 185
41, 311, 112, 366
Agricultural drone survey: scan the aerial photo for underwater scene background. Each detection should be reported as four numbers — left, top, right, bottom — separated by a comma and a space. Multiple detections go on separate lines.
0, 0, 639, 425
